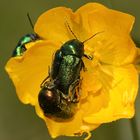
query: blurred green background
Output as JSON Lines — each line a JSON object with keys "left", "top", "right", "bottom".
{"left": 0, "top": 0, "right": 140, "bottom": 140}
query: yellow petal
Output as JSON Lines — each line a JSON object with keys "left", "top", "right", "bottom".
{"left": 83, "top": 32, "right": 137, "bottom": 66}
{"left": 35, "top": 102, "right": 99, "bottom": 138}
{"left": 80, "top": 57, "right": 102, "bottom": 99}
{"left": 75, "top": 3, "right": 107, "bottom": 34}
{"left": 83, "top": 64, "right": 138, "bottom": 124}
{"left": 75, "top": 3, "right": 136, "bottom": 66}
{"left": 5, "top": 40, "right": 60, "bottom": 105}
{"left": 79, "top": 62, "right": 113, "bottom": 117}
{"left": 76, "top": 3, "right": 135, "bottom": 35}
{"left": 35, "top": 7, "right": 75, "bottom": 43}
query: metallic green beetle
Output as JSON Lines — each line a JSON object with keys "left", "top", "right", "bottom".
{"left": 12, "top": 34, "right": 39, "bottom": 57}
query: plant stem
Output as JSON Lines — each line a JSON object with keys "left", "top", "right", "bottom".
{"left": 130, "top": 117, "right": 139, "bottom": 140}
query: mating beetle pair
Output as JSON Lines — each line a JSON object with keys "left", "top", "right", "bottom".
{"left": 38, "top": 38, "right": 92, "bottom": 120}
{"left": 38, "top": 25, "right": 102, "bottom": 120}
{"left": 13, "top": 18, "right": 101, "bottom": 120}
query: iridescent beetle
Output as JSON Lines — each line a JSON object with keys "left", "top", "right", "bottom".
{"left": 38, "top": 22, "right": 103, "bottom": 121}
{"left": 12, "top": 34, "right": 39, "bottom": 57}
{"left": 12, "top": 13, "right": 40, "bottom": 57}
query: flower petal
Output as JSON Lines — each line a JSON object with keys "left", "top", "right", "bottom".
{"left": 76, "top": 3, "right": 135, "bottom": 35}
{"left": 35, "top": 102, "right": 99, "bottom": 138}
{"left": 5, "top": 40, "right": 60, "bottom": 105}
{"left": 75, "top": 3, "right": 107, "bottom": 34}
{"left": 83, "top": 64, "right": 138, "bottom": 124}
{"left": 75, "top": 3, "right": 136, "bottom": 66}
{"left": 80, "top": 57, "right": 102, "bottom": 99}
{"left": 84, "top": 33, "right": 137, "bottom": 66}
{"left": 35, "top": 7, "right": 76, "bottom": 43}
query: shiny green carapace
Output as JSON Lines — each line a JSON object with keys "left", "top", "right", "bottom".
{"left": 12, "top": 34, "right": 39, "bottom": 57}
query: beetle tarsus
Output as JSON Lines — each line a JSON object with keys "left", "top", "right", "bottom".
{"left": 84, "top": 54, "right": 93, "bottom": 60}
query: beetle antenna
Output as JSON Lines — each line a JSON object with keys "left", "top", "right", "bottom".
{"left": 27, "top": 13, "right": 34, "bottom": 30}
{"left": 65, "top": 20, "right": 78, "bottom": 39}
{"left": 82, "top": 31, "right": 104, "bottom": 44}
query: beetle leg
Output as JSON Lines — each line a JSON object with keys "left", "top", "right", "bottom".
{"left": 40, "top": 66, "right": 51, "bottom": 88}
{"left": 84, "top": 54, "right": 93, "bottom": 60}
{"left": 71, "top": 86, "right": 80, "bottom": 103}
{"left": 68, "top": 79, "right": 79, "bottom": 101}
{"left": 72, "top": 78, "right": 82, "bottom": 103}
{"left": 81, "top": 60, "right": 87, "bottom": 71}
{"left": 68, "top": 78, "right": 81, "bottom": 103}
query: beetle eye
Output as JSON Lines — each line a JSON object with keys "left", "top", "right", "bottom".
{"left": 38, "top": 87, "right": 61, "bottom": 115}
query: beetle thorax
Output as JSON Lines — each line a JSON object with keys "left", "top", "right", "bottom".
{"left": 61, "top": 39, "right": 84, "bottom": 58}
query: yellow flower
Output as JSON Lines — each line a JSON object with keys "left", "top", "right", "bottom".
{"left": 5, "top": 3, "right": 139, "bottom": 139}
